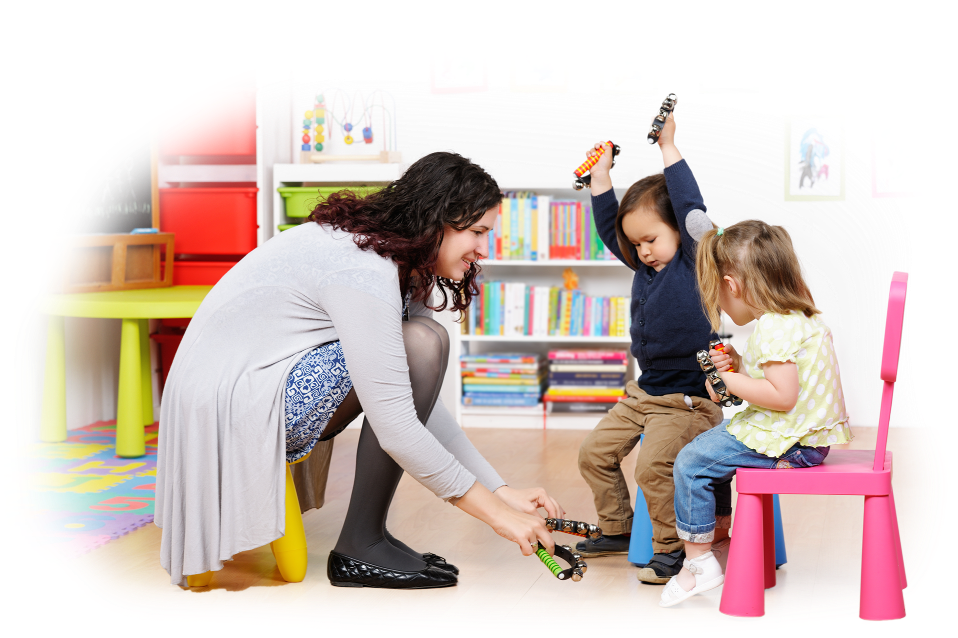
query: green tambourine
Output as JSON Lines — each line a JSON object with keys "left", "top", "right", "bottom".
{"left": 535, "top": 542, "right": 587, "bottom": 582}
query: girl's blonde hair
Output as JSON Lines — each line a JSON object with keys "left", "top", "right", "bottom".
{"left": 695, "top": 220, "right": 819, "bottom": 331}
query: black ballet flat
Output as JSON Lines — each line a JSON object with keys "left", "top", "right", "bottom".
{"left": 422, "top": 553, "right": 459, "bottom": 576}
{"left": 327, "top": 551, "right": 458, "bottom": 589}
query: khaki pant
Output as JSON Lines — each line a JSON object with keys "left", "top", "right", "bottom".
{"left": 578, "top": 380, "right": 723, "bottom": 554}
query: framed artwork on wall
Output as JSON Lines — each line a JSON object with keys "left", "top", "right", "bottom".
{"left": 509, "top": 54, "right": 569, "bottom": 93}
{"left": 872, "top": 136, "right": 914, "bottom": 197}
{"left": 431, "top": 59, "right": 487, "bottom": 94}
{"left": 785, "top": 119, "right": 844, "bottom": 201}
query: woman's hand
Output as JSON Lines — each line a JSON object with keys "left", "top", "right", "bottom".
{"left": 456, "top": 482, "right": 556, "bottom": 557}
{"left": 495, "top": 485, "right": 565, "bottom": 519}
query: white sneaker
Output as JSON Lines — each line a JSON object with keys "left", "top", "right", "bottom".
{"left": 659, "top": 551, "right": 725, "bottom": 608}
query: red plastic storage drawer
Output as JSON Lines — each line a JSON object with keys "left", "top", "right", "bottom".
{"left": 171, "top": 259, "right": 240, "bottom": 285}
{"left": 159, "top": 187, "right": 258, "bottom": 255}
{"left": 159, "top": 89, "right": 256, "bottom": 155}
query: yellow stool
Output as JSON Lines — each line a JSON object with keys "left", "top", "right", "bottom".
{"left": 187, "top": 455, "right": 309, "bottom": 587}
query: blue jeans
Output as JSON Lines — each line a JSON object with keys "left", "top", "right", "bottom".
{"left": 673, "top": 424, "right": 829, "bottom": 543}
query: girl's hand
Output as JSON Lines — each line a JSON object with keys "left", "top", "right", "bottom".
{"left": 709, "top": 344, "right": 742, "bottom": 375}
{"left": 495, "top": 485, "right": 565, "bottom": 519}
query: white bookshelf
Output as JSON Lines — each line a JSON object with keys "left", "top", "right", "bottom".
{"left": 453, "top": 202, "right": 637, "bottom": 428}
{"left": 270, "top": 163, "right": 402, "bottom": 237}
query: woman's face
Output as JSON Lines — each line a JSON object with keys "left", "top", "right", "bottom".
{"left": 435, "top": 206, "right": 498, "bottom": 281}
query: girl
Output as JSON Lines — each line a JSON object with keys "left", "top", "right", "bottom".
{"left": 157, "top": 152, "right": 564, "bottom": 589}
{"left": 660, "top": 220, "right": 851, "bottom": 607}
{"left": 575, "top": 114, "right": 726, "bottom": 585}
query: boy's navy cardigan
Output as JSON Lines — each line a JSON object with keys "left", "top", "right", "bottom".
{"left": 592, "top": 159, "right": 717, "bottom": 399}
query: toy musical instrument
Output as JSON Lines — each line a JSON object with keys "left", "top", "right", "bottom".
{"left": 572, "top": 142, "right": 620, "bottom": 191}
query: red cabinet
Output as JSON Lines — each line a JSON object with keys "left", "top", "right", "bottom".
{"left": 158, "top": 77, "right": 258, "bottom": 285}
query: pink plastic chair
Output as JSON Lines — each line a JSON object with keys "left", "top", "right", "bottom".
{"left": 719, "top": 272, "right": 907, "bottom": 620}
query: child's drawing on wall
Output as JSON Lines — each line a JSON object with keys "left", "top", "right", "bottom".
{"left": 787, "top": 120, "right": 843, "bottom": 199}
{"left": 798, "top": 128, "right": 829, "bottom": 188}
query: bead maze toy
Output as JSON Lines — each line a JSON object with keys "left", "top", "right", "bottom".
{"left": 697, "top": 339, "right": 743, "bottom": 407}
{"left": 572, "top": 141, "right": 620, "bottom": 190}
{"left": 534, "top": 518, "right": 600, "bottom": 581}
{"left": 647, "top": 93, "right": 677, "bottom": 144}
{"left": 299, "top": 89, "right": 401, "bottom": 164}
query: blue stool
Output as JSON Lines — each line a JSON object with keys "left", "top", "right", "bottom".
{"left": 627, "top": 432, "right": 788, "bottom": 568}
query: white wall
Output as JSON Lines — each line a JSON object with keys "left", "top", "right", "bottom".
{"left": 3, "top": 50, "right": 942, "bottom": 450}
{"left": 257, "top": 74, "right": 947, "bottom": 430}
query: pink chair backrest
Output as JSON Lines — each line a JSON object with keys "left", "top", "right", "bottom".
{"left": 873, "top": 272, "right": 907, "bottom": 471}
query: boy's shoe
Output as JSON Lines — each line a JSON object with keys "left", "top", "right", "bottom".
{"left": 574, "top": 533, "right": 631, "bottom": 557}
{"left": 636, "top": 548, "right": 686, "bottom": 584}
{"left": 659, "top": 551, "right": 725, "bottom": 607}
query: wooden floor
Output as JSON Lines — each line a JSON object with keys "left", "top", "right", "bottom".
{"left": 14, "top": 426, "right": 944, "bottom": 634}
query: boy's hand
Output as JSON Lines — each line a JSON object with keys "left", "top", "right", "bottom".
{"left": 587, "top": 142, "right": 615, "bottom": 177}
{"left": 656, "top": 113, "right": 683, "bottom": 167}
{"left": 656, "top": 112, "right": 676, "bottom": 147}
{"left": 586, "top": 141, "right": 614, "bottom": 195}
{"left": 705, "top": 380, "right": 720, "bottom": 403}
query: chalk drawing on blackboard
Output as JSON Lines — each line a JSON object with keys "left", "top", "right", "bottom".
{"left": 82, "top": 143, "right": 155, "bottom": 233}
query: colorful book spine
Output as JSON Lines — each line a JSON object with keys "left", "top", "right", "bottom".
{"left": 463, "top": 394, "right": 541, "bottom": 407}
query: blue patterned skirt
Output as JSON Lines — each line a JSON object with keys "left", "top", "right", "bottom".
{"left": 284, "top": 341, "right": 353, "bottom": 463}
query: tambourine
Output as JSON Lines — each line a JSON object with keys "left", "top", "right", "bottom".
{"left": 697, "top": 341, "right": 743, "bottom": 408}
{"left": 572, "top": 142, "right": 620, "bottom": 191}
{"left": 545, "top": 518, "right": 602, "bottom": 541}
{"left": 535, "top": 542, "right": 587, "bottom": 582}
{"left": 647, "top": 93, "right": 677, "bottom": 144}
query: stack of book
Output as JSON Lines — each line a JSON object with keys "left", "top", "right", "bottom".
{"left": 460, "top": 353, "right": 546, "bottom": 407}
{"left": 543, "top": 349, "right": 629, "bottom": 413}
{"left": 488, "top": 192, "right": 616, "bottom": 261}
{"left": 461, "top": 279, "right": 630, "bottom": 338}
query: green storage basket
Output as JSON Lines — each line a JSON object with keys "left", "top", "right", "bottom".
{"left": 277, "top": 186, "right": 383, "bottom": 219}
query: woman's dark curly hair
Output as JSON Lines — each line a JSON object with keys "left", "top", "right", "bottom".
{"left": 308, "top": 151, "right": 501, "bottom": 314}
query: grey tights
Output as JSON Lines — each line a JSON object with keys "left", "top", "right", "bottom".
{"left": 327, "top": 316, "right": 449, "bottom": 571}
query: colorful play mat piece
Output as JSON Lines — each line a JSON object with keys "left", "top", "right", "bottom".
{"left": 27, "top": 421, "right": 158, "bottom": 557}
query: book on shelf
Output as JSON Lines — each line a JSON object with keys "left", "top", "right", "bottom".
{"left": 544, "top": 347, "right": 628, "bottom": 404}
{"left": 548, "top": 349, "right": 629, "bottom": 361}
{"left": 544, "top": 387, "right": 625, "bottom": 397}
{"left": 460, "top": 279, "right": 630, "bottom": 337}
{"left": 487, "top": 193, "right": 616, "bottom": 261}
{"left": 547, "top": 401, "right": 616, "bottom": 414}
{"left": 461, "top": 354, "right": 540, "bottom": 364}
{"left": 463, "top": 394, "right": 542, "bottom": 407}
{"left": 549, "top": 372, "right": 627, "bottom": 386}
{"left": 542, "top": 394, "right": 624, "bottom": 403}
{"left": 461, "top": 352, "right": 546, "bottom": 406}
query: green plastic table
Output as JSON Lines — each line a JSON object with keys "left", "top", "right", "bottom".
{"left": 40, "top": 286, "right": 213, "bottom": 457}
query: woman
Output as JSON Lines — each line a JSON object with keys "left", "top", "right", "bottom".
{"left": 156, "top": 152, "right": 563, "bottom": 588}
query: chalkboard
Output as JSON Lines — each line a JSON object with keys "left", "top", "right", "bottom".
{"left": 79, "top": 140, "right": 157, "bottom": 234}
